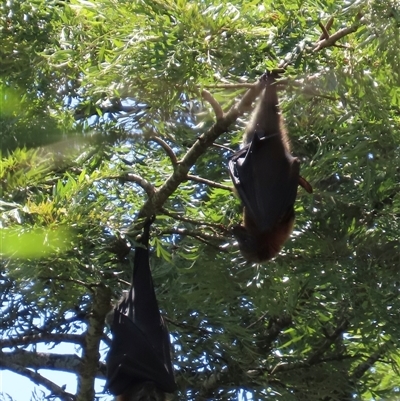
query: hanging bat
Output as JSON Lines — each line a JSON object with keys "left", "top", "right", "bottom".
{"left": 106, "top": 218, "right": 177, "bottom": 401}
{"left": 229, "top": 71, "right": 312, "bottom": 263}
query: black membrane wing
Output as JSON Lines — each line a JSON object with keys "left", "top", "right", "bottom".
{"left": 106, "top": 312, "right": 176, "bottom": 394}
{"left": 229, "top": 134, "right": 300, "bottom": 232}
{"left": 106, "top": 220, "right": 176, "bottom": 395}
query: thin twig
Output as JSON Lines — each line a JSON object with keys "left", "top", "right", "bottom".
{"left": 187, "top": 174, "right": 233, "bottom": 191}
{"left": 164, "top": 316, "right": 214, "bottom": 336}
{"left": 201, "top": 83, "right": 255, "bottom": 89}
{"left": 318, "top": 21, "right": 331, "bottom": 40}
{"left": 161, "top": 227, "right": 226, "bottom": 244}
{"left": 123, "top": 173, "right": 156, "bottom": 197}
{"left": 325, "top": 17, "right": 334, "bottom": 34}
{"left": 161, "top": 228, "right": 229, "bottom": 251}
{"left": 333, "top": 43, "right": 350, "bottom": 49}
{"left": 211, "top": 142, "right": 235, "bottom": 153}
{"left": 149, "top": 136, "right": 178, "bottom": 166}
{"left": 37, "top": 276, "right": 97, "bottom": 292}
{"left": 117, "top": 278, "right": 131, "bottom": 287}
{"left": 280, "top": 78, "right": 338, "bottom": 101}
{"left": 246, "top": 311, "right": 269, "bottom": 329}
{"left": 202, "top": 89, "right": 224, "bottom": 120}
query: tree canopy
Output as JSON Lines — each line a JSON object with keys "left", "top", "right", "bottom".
{"left": 1, "top": 0, "right": 400, "bottom": 400}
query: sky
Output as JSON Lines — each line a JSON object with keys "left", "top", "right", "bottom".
{"left": 0, "top": 342, "right": 112, "bottom": 401}
{"left": 0, "top": 370, "right": 112, "bottom": 401}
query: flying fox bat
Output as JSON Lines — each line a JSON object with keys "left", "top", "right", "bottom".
{"left": 229, "top": 71, "right": 312, "bottom": 263}
{"left": 106, "top": 219, "right": 176, "bottom": 401}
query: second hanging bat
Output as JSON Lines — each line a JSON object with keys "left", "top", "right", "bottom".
{"left": 229, "top": 71, "right": 312, "bottom": 263}
{"left": 106, "top": 218, "right": 176, "bottom": 401}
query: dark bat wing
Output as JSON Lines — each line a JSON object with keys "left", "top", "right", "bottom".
{"left": 106, "top": 220, "right": 176, "bottom": 395}
{"left": 229, "top": 134, "right": 300, "bottom": 232}
{"left": 106, "top": 311, "right": 176, "bottom": 394}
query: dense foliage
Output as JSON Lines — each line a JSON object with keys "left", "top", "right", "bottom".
{"left": 1, "top": 0, "right": 400, "bottom": 400}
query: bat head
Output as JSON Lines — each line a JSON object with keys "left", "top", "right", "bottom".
{"left": 232, "top": 209, "right": 295, "bottom": 263}
{"left": 231, "top": 224, "right": 276, "bottom": 262}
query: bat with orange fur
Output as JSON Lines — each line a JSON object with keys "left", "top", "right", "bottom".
{"left": 229, "top": 71, "right": 312, "bottom": 262}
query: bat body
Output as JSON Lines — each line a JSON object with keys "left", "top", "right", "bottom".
{"left": 229, "top": 72, "right": 312, "bottom": 262}
{"left": 115, "top": 382, "right": 165, "bottom": 401}
{"left": 106, "top": 220, "right": 176, "bottom": 400}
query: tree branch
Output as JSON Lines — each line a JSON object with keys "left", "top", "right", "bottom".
{"left": 137, "top": 77, "right": 266, "bottom": 220}
{"left": 0, "top": 354, "right": 76, "bottom": 401}
{"left": 76, "top": 285, "right": 112, "bottom": 401}
{"left": 0, "top": 333, "right": 85, "bottom": 348}
{"left": 261, "top": 315, "right": 293, "bottom": 354}
{"left": 351, "top": 346, "right": 385, "bottom": 381}
{"left": 314, "top": 24, "right": 359, "bottom": 52}
{"left": 270, "top": 354, "right": 355, "bottom": 374}
{"left": 307, "top": 319, "right": 349, "bottom": 365}
{"left": 0, "top": 349, "right": 83, "bottom": 372}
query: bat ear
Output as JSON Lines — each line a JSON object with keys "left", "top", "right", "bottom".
{"left": 299, "top": 176, "right": 313, "bottom": 194}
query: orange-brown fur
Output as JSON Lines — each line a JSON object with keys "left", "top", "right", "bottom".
{"left": 233, "top": 72, "right": 303, "bottom": 262}
{"left": 242, "top": 79, "right": 290, "bottom": 150}
{"left": 233, "top": 206, "right": 295, "bottom": 263}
